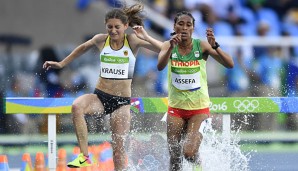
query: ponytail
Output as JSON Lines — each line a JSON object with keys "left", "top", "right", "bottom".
{"left": 105, "top": 3, "right": 144, "bottom": 27}
{"left": 123, "top": 3, "right": 144, "bottom": 27}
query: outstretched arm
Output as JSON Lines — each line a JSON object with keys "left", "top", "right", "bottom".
{"left": 203, "top": 28, "right": 234, "bottom": 68}
{"left": 157, "top": 33, "right": 181, "bottom": 71}
{"left": 132, "top": 26, "right": 163, "bottom": 53}
{"left": 43, "top": 34, "right": 103, "bottom": 70}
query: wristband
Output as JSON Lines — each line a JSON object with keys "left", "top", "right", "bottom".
{"left": 212, "top": 42, "right": 220, "bottom": 50}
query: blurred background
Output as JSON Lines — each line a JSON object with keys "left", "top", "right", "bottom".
{"left": 1, "top": 0, "right": 298, "bottom": 170}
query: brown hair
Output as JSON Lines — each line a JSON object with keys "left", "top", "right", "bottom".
{"left": 105, "top": 3, "right": 144, "bottom": 27}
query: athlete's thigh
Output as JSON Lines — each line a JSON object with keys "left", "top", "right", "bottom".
{"left": 110, "top": 105, "right": 131, "bottom": 135}
{"left": 72, "top": 94, "right": 104, "bottom": 115}
{"left": 185, "top": 114, "right": 208, "bottom": 144}
{"left": 167, "top": 114, "right": 186, "bottom": 144}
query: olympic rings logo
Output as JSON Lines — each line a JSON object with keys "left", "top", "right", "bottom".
{"left": 117, "top": 59, "right": 128, "bottom": 63}
{"left": 188, "top": 68, "right": 199, "bottom": 73}
{"left": 233, "top": 100, "right": 259, "bottom": 112}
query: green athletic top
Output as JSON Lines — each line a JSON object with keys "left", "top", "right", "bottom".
{"left": 168, "top": 38, "right": 210, "bottom": 110}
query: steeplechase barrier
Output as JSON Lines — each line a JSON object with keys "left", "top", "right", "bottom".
{"left": 4, "top": 97, "right": 298, "bottom": 170}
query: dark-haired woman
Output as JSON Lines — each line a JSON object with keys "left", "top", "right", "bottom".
{"left": 157, "top": 11, "right": 234, "bottom": 171}
{"left": 43, "top": 3, "right": 162, "bottom": 170}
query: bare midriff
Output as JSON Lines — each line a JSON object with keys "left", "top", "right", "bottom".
{"left": 95, "top": 77, "right": 132, "bottom": 97}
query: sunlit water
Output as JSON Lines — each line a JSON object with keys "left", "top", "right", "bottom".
{"left": 126, "top": 124, "right": 251, "bottom": 171}
{"left": 199, "top": 129, "right": 251, "bottom": 171}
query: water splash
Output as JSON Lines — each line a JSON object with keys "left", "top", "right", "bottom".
{"left": 199, "top": 129, "right": 251, "bottom": 171}
{"left": 126, "top": 123, "right": 251, "bottom": 171}
{"left": 126, "top": 133, "right": 169, "bottom": 171}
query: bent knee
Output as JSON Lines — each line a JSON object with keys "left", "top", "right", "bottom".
{"left": 71, "top": 102, "right": 84, "bottom": 116}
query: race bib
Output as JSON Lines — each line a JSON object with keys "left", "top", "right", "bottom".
{"left": 100, "top": 55, "right": 129, "bottom": 79}
{"left": 171, "top": 69, "right": 201, "bottom": 90}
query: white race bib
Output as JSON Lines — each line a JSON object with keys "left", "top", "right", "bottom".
{"left": 100, "top": 55, "right": 129, "bottom": 79}
{"left": 172, "top": 72, "right": 201, "bottom": 90}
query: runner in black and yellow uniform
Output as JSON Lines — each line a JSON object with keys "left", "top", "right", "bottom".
{"left": 158, "top": 11, "right": 234, "bottom": 171}
{"left": 43, "top": 3, "right": 162, "bottom": 170}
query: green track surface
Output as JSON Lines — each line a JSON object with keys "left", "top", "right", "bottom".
{"left": 241, "top": 143, "right": 298, "bottom": 153}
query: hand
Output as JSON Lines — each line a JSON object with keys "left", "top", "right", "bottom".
{"left": 42, "top": 61, "right": 63, "bottom": 70}
{"left": 133, "top": 25, "right": 148, "bottom": 41}
{"left": 169, "top": 33, "right": 181, "bottom": 48}
{"left": 206, "top": 28, "right": 216, "bottom": 47}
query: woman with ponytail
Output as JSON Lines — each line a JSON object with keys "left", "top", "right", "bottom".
{"left": 43, "top": 3, "right": 162, "bottom": 170}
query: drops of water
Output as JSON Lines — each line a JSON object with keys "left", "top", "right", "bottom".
{"left": 126, "top": 124, "right": 251, "bottom": 171}
{"left": 126, "top": 133, "right": 169, "bottom": 171}
{"left": 199, "top": 129, "right": 251, "bottom": 171}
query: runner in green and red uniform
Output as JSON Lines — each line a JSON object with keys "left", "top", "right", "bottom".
{"left": 157, "top": 11, "right": 234, "bottom": 171}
